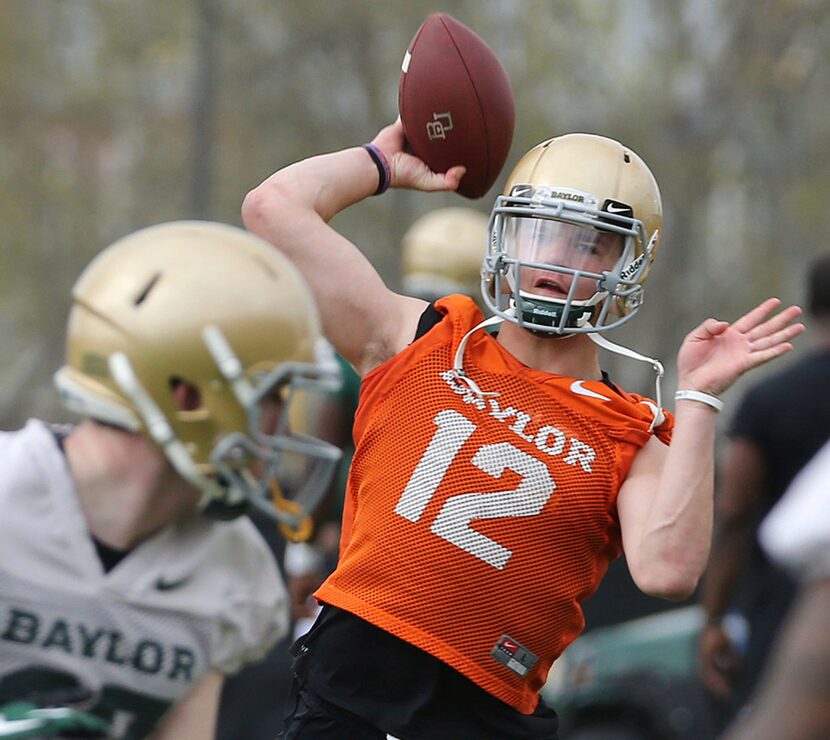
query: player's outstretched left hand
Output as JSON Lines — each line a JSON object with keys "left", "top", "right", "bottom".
{"left": 676, "top": 298, "right": 804, "bottom": 396}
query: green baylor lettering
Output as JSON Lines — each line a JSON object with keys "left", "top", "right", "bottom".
{"left": 1, "top": 607, "right": 196, "bottom": 681}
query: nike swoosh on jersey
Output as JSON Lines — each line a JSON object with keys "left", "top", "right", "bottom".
{"left": 569, "top": 380, "right": 611, "bottom": 401}
{"left": 155, "top": 575, "right": 190, "bottom": 591}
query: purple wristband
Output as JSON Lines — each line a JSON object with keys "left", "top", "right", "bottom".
{"left": 362, "top": 143, "right": 391, "bottom": 195}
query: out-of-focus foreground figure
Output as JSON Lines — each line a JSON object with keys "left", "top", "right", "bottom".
{"left": 0, "top": 221, "right": 340, "bottom": 739}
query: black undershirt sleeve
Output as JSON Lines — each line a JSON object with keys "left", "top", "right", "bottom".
{"left": 413, "top": 303, "right": 444, "bottom": 342}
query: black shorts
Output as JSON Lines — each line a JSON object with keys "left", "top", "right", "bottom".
{"left": 282, "top": 605, "right": 559, "bottom": 740}
{"left": 278, "top": 674, "right": 388, "bottom": 740}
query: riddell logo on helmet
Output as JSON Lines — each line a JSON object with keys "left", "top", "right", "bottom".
{"left": 619, "top": 232, "right": 658, "bottom": 280}
{"left": 620, "top": 253, "right": 645, "bottom": 280}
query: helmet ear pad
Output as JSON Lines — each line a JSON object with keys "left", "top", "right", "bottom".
{"left": 170, "top": 378, "right": 202, "bottom": 413}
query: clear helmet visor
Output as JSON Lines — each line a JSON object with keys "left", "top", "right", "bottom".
{"left": 505, "top": 217, "right": 624, "bottom": 300}
{"left": 498, "top": 216, "right": 626, "bottom": 330}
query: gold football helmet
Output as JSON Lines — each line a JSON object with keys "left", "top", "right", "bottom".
{"left": 482, "top": 133, "right": 662, "bottom": 333}
{"left": 401, "top": 207, "right": 489, "bottom": 301}
{"left": 54, "top": 221, "right": 341, "bottom": 531}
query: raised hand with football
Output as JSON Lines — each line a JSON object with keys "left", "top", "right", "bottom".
{"left": 398, "top": 12, "right": 515, "bottom": 199}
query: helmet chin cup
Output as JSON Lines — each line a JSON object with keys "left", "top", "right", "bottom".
{"left": 514, "top": 294, "right": 594, "bottom": 332}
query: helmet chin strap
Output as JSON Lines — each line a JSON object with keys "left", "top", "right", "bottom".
{"left": 587, "top": 330, "right": 666, "bottom": 430}
{"left": 450, "top": 314, "right": 506, "bottom": 399}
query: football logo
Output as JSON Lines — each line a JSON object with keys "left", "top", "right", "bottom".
{"left": 426, "top": 112, "right": 454, "bottom": 140}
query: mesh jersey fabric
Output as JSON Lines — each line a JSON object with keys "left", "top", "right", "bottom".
{"left": 315, "top": 294, "right": 673, "bottom": 714}
{"left": 0, "top": 419, "right": 288, "bottom": 738}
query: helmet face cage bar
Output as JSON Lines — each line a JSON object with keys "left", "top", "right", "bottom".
{"left": 209, "top": 351, "right": 342, "bottom": 524}
{"left": 482, "top": 191, "right": 654, "bottom": 334}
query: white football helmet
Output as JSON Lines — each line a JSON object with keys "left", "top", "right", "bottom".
{"left": 482, "top": 133, "right": 662, "bottom": 334}
{"left": 54, "top": 221, "right": 342, "bottom": 533}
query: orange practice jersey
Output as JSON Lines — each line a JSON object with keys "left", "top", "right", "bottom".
{"left": 315, "top": 295, "right": 673, "bottom": 714}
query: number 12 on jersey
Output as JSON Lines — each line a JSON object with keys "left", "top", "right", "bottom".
{"left": 394, "top": 409, "right": 555, "bottom": 570}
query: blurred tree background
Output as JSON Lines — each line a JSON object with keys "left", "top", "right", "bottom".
{"left": 1, "top": 0, "right": 828, "bottom": 427}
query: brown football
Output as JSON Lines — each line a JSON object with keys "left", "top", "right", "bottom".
{"left": 398, "top": 13, "right": 515, "bottom": 199}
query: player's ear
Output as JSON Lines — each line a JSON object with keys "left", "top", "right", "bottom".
{"left": 170, "top": 377, "right": 202, "bottom": 412}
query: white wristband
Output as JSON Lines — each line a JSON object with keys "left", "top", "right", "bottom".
{"left": 674, "top": 389, "right": 723, "bottom": 412}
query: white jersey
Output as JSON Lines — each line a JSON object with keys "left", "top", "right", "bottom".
{"left": 760, "top": 438, "right": 830, "bottom": 583}
{"left": 0, "top": 420, "right": 288, "bottom": 739}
